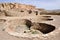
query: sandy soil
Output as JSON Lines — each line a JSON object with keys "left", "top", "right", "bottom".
{"left": 0, "top": 15, "right": 60, "bottom": 40}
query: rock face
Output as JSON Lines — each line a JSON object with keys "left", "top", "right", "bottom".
{"left": 0, "top": 3, "right": 60, "bottom": 40}
{"left": 0, "top": 3, "right": 35, "bottom": 9}
{"left": 0, "top": 3, "right": 45, "bottom": 17}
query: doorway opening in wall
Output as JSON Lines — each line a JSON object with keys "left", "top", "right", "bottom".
{"left": 20, "top": 10, "right": 24, "bottom": 12}
{"left": 35, "top": 11, "right": 38, "bottom": 15}
{"left": 28, "top": 10, "right": 32, "bottom": 14}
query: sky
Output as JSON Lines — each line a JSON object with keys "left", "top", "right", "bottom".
{"left": 0, "top": 0, "right": 60, "bottom": 10}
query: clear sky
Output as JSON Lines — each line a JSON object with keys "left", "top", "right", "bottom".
{"left": 0, "top": 0, "right": 60, "bottom": 10}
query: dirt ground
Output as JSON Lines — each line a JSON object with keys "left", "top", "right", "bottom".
{"left": 0, "top": 15, "right": 60, "bottom": 40}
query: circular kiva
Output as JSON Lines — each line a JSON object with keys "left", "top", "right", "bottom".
{"left": 4, "top": 19, "right": 32, "bottom": 36}
{"left": 30, "top": 23, "right": 55, "bottom": 34}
